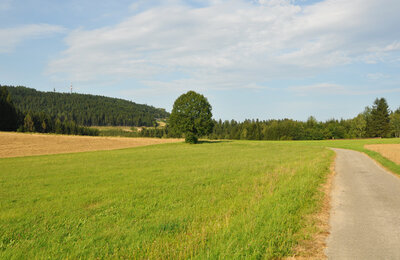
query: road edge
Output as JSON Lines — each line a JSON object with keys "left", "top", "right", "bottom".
{"left": 287, "top": 149, "right": 336, "bottom": 259}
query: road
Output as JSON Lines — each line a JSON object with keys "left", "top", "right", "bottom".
{"left": 326, "top": 148, "right": 400, "bottom": 259}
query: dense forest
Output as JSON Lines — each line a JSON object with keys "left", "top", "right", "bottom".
{"left": 4, "top": 85, "right": 169, "bottom": 127}
{"left": 0, "top": 87, "right": 99, "bottom": 136}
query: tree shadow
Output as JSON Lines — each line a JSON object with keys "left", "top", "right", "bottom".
{"left": 196, "top": 140, "right": 231, "bottom": 144}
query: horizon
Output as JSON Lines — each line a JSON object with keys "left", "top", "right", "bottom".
{"left": 1, "top": 0, "right": 400, "bottom": 121}
{"left": 4, "top": 84, "right": 392, "bottom": 123}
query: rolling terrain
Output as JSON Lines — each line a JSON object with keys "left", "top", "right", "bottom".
{"left": 4, "top": 86, "right": 169, "bottom": 127}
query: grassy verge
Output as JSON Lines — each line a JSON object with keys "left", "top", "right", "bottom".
{"left": 0, "top": 141, "right": 333, "bottom": 259}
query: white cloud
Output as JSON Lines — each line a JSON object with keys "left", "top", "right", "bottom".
{"left": 289, "top": 82, "right": 400, "bottom": 96}
{"left": 288, "top": 83, "right": 346, "bottom": 95}
{"left": 367, "top": 73, "right": 388, "bottom": 80}
{"left": 47, "top": 0, "right": 400, "bottom": 91}
{"left": 0, "top": 24, "right": 65, "bottom": 53}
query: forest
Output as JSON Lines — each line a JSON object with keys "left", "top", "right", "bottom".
{"left": 0, "top": 87, "right": 99, "bottom": 136}
{"left": 5, "top": 85, "right": 169, "bottom": 127}
{"left": 209, "top": 97, "right": 400, "bottom": 140}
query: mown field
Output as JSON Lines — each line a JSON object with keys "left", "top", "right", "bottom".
{"left": 1, "top": 141, "right": 333, "bottom": 259}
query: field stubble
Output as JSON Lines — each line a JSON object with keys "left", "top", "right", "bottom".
{"left": 364, "top": 144, "right": 400, "bottom": 164}
{"left": 0, "top": 132, "right": 181, "bottom": 158}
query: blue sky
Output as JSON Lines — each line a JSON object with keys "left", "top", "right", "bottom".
{"left": 1, "top": 0, "right": 400, "bottom": 121}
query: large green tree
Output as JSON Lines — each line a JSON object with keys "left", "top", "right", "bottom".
{"left": 366, "top": 98, "right": 391, "bottom": 138}
{"left": 169, "top": 91, "right": 213, "bottom": 143}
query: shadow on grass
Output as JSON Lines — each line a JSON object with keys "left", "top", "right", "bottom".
{"left": 196, "top": 140, "right": 232, "bottom": 144}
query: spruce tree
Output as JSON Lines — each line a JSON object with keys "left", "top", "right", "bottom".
{"left": 367, "top": 98, "right": 390, "bottom": 138}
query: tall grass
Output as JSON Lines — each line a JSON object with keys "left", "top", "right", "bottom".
{"left": 0, "top": 141, "right": 333, "bottom": 259}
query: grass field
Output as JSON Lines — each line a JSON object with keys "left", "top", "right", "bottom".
{"left": 1, "top": 138, "right": 399, "bottom": 259}
{"left": 1, "top": 141, "right": 333, "bottom": 259}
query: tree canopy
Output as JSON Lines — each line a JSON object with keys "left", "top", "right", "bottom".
{"left": 0, "top": 86, "right": 98, "bottom": 136}
{"left": 169, "top": 91, "right": 213, "bottom": 143}
{"left": 5, "top": 85, "right": 169, "bottom": 127}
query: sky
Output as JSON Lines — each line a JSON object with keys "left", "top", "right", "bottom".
{"left": 1, "top": 0, "right": 400, "bottom": 121}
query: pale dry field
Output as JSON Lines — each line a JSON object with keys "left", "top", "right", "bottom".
{"left": 365, "top": 144, "right": 400, "bottom": 164}
{"left": 0, "top": 132, "right": 181, "bottom": 158}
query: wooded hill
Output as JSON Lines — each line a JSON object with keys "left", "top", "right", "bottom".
{"left": 4, "top": 86, "right": 169, "bottom": 127}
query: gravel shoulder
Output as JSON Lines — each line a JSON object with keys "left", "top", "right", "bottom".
{"left": 0, "top": 132, "right": 181, "bottom": 158}
{"left": 326, "top": 148, "right": 400, "bottom": 259}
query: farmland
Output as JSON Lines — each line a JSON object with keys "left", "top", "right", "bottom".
{"left": 365, "top": 144, "right": 400, "bottom": 165}
{"left": 1, "top": 137, "right": 400, "bottom": 258}
{"left": 0, "top": 132, "right": 181, "bottom": 158}
{"left": 1, "top": 140, "right": 333, "bottom": 258}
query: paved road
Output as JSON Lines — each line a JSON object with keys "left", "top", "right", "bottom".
{"left": 326, "top": 148, "right": 400, "bottom": 259}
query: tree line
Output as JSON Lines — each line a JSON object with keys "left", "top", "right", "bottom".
{"left": 0, "top": 87, "right": 99, "bottom": 136}
{"left": 132, "top": 97, "right": 400, "bottom": 141}
{"left": 209, "top": 98, "right": 400, "bottom": 140}
{"left": 5, "top": 85, "right": 169, "bottom": 127}
{"left": 2, "top": 86, "right": 399, "bottom": 141}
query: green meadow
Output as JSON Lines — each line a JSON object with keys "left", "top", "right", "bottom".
{"left": 1, "top": 139, "right": 399, "bottom": 259}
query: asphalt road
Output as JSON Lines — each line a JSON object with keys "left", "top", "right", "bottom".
{"left": 326, "top": 148, "right": 400, "bottom": 259}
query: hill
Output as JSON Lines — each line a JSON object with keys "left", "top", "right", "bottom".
{"left": 4, "top": 86, "right": 169, "bottom": 127}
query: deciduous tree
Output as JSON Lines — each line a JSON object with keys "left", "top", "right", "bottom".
{"left": 169, "top": 91, "right": 213, "bottom": 144}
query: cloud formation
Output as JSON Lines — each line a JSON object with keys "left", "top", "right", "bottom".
{"left": 0, "top": 24, "right": 65, "bottom": 53}
{"left": 288, "top": 82, "right": 400, "bottom": 96}
{"left": 47, "top": 0, "right": 400, "bottom": 92}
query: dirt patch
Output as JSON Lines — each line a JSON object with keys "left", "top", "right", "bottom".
{"left": 0, "top": 132, "right": 182, "bottom": 158}
{"left": 365, "top": 144, "right": 400, "bottom": 164}
{"left": 287, "top": 153, "right": 336, "bottom": 259}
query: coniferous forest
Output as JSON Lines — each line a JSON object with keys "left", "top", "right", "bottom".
{"left": 0, "top": 86, "right": 98, "bottom": 136}
{"left": 5, "top": 85, "right": 169, "bottom": 127}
